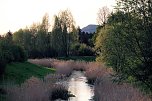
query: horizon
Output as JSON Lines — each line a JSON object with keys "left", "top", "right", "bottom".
{"left": 0, "top": 0, "right": 116, "bottom": 35}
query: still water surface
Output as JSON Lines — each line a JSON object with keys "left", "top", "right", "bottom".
{"left": 68, "top": 71, "right": 94, "bottom": 101}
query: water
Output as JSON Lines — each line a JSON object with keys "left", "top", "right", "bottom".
{"left": 68, "top": 71, "right": 94, "bottom": 101}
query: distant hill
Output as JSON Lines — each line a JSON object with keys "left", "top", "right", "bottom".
{"left": 81, "top": 24, "right": 98, "bottom": 33}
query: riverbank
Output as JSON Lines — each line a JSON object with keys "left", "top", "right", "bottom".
{"left": 29, "top": 59, "right": 152, "bottom": 101}
{"left": 0, "top": 62, "right": 55, "bottom": 101}
{"left": 1, "top": 59, "right": 151, "bottom": 101}
{"left": 0, "top": 62, "right": 55, "bottom": 84}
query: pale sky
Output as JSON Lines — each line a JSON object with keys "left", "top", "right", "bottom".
{"left": 0, "top": 0, "right": 116, "bottom": 35}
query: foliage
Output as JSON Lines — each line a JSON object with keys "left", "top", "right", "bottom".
{"left": 11, "top": 45, "right": 27, "bottom": 62}
{"left": 51, "top": 10, "right": 78, "bottom": 57}
{"left": 0, "top": 48, "right": 6, "bottom": 77}
{"left": 12, "top": 11, "right": 95, "bottom": 58}
{"left": 0, "top": 32, "right": 27, "bottom": 77}
{"left": 95, "top": 0, "right": 152, "bottom": 93}
{"left": 78, "top": 44, "right": 94, "bottom": 56}
{"left": 13, "top": 11, "right": 80, "bottom": 58}
{"left": 70, "top": 43, "right": 94, "bottom": 56}
{"left": 78, "top": 28, "right": 94, "bottom": 47}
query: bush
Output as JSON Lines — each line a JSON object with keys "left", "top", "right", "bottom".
{"left": 0, "top": 37, "right": 27, "bottom": 77}
{"left": 50, "top": 85, "right": 70, "bottom": 100}
{"left": 0, "top": 49, "right": 6, "bottom": 76}
{"left": 0, "top": 39, "right": 14, "bottom": 63}
{"left": 0, "top": 38, "right": 27, "bottom": 62}
{"left": 70, "top": 43, "right": 80, "bottom": 56}
{"left": 79, "top": 44, "right": 94, "bottom": 56}
{"left": 70, "top": 43, "right": 94, "bottom": 56}
{"left": 11, "top": 45, "right": 27, "bottom": 62}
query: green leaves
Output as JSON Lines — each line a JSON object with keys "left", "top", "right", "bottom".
{"left": 95, "top": 0, "right": 152, "bottom": 93}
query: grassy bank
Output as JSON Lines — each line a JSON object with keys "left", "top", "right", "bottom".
{"left": 0, "top": 62, "right": 55, "bottom": 84}
{"left": 56, "top": 56, "right": 96, "bottom": 62}
{"left": 0, "top": 62, "right": 55, "bottom": 101}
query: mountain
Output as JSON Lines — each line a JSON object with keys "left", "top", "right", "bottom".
{"left": 81, "top": 24, "right": 98, "bottom": 33}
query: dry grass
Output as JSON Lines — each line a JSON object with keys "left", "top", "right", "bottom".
{"left": 28, "top": 59, "right": 152, "bottom": 101}
{"left": 6, "top": 76, "right": 50, "bottom": 101}
{"left": 6, "top": 74, "right": 68, "bottom": 101}
{"left": 28, "top": 59, "right": 73, "bottom": 76}
{"left": 28, "top": 59, "right": 88, "bottom": 76}
{"left": 30, "top": 59, "right": 111, "bottom": 78}
{"left": 85, "top": 62, "right": 112, "bottom": 84}
{"left": 51, "top": 60, "right": 74, "bottom": 76}
{"left": 28, "top": 59, "right": 56, "bottom": 67}
{"left": 94, "top": 76, "right": 152, "bottom": 101}
{"left": 83, "top": 62, "right": 151, "bottom": 101}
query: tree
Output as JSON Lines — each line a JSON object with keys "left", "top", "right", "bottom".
{"left": 13, "top": 14, "right": 51, "bottom": 58}
{"left": 51, "top": 15, "right": 63, "bottom": 56}
{"left": 36, "top": 14, "right": 50, "bottom": 57}
{"left": 0, "top": 31, "right": 27, "bottom": 77}
{"left": 97, "top": 6, "right": 110, "bottom": 26}
{"left": 13, "top": 28, "right": 34, "bottom": 58}
{"left": 40, "top": 13, "right": 50, "bottom": 34}
{"left": 58, "top": 9, "right": 75, "bottom": 32}
{"left": 51, "top": 10, "right": 77, "bottom": 57}
{"left": 12, "top": 11, "right": 79, "bottom": 58}
{"left": 95, "top": 0, "right": 152, "bottom": 92}
{"left": 59, "top": 9, "right": 76, "bottom": 56}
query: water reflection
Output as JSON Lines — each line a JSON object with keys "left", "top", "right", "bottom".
{"left": 68, "top": 71, "right": 94, "bottom": 101}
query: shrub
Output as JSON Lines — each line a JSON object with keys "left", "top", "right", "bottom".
{"left": 0, "top": 39, "right": 14, "bottom": 63}
{"left": 11, "top": 45, "right": 27, "bottom": 62}
{"left": 0, "top": 37, "right": 27, "bottom": 63}
{"left": 70, "top": 43, "right": 94, "bottom": 56}
{"left": 50, "top": 85, "right": 69, "bottom": 100}
{"left": 78, "top": 44, "right": 93, "bottom": 56}
{"left": 18, "top": 46, "right": 27, "bottom": 62}
{"left": 0, "top": 49, "right": 6, "bottom": 76}
{"left": 70, "top": 43, "right": 80, "bottom": 56}
{"left": 0, "top": 37, "right": 27, "bottom": 77}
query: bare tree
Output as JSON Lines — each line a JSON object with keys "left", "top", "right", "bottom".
{"left": 58, "top": 9, "right": 75, "bottom": 33}
{"left": 58, "top": 9, "right": 76, "bottom": 56}
{"left": 41, "top": 13, "right": 50, "bottom": 33}
{"left": 97, "top": 6, "right": 110, "bottom": 26}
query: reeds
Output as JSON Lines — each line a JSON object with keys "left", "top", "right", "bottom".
{"left": 6, "top": 74, "right": 69, "bottom": 101}
{"left": 28, "top": 59, "right": 56, "bottom": 67}
{"left": 28, "top": 59, "right": 151, "bottom": 101}
{"left": 85, "top": 62, "right": 112, "bottom": 84}
{"left": 28, "top": 59, "right": 88, "bottom": 76}
{"left": 94, "top": 76, "right": 152, "bottom": 101}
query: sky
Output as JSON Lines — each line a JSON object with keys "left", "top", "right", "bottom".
{"left": 0, "top": 0, "right": 116, "bottom": 35}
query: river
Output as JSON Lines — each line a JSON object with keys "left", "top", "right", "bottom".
{"left": 68, "top": 71, "right": 94, "bottom": 101}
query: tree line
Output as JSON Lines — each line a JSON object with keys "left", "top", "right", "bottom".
{"left": 0, "top": 9, "right": 95, "bottom": 76}
{"left": 95, "top": 0, "right": 152, "bottom": 93}
{"left": 13, "top": 10, "right": 94, "bottom": 58}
